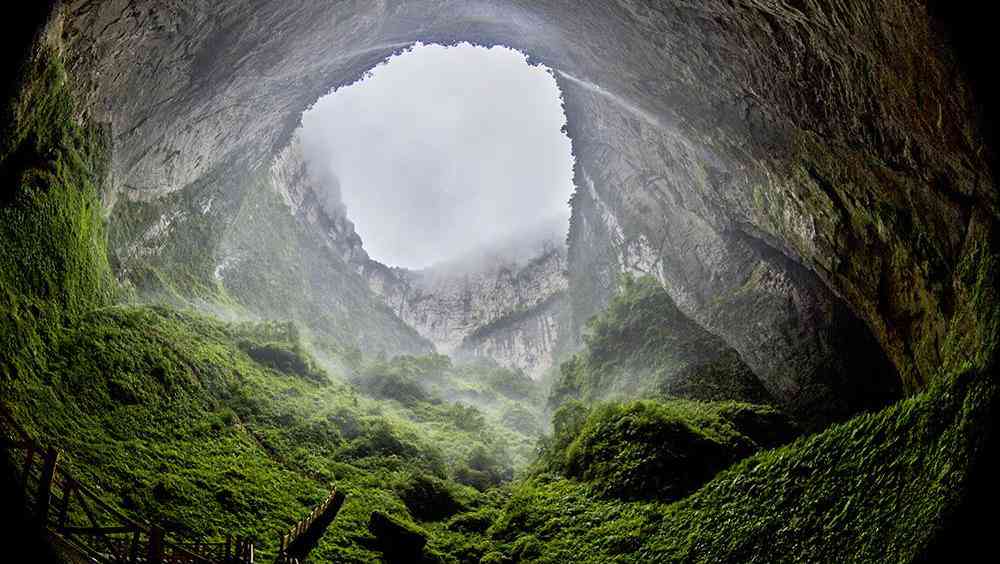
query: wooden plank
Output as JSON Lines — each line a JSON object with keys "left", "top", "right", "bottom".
{"left": 130, "top": 528, "right": 142, "bottom": 564}
{"left": 148, "top": 526, "right": 165, "bottom": 564}
{"left": 36, "top": 447, "right": 59, "bottom": 527}
{"left": 74, "top": 479, "right": 146, "bottom": 529}
{"left": 58, "top": 477, "right": 73, "bottom": 530}
{"left": 74, "top": 485, "right": 101, "bottom": 528}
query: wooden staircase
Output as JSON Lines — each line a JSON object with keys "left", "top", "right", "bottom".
{"left": 1, "top": 404, "right": 341, "bottom": 564}
{"left": 275, "top": 487, "right": 346, "bottom": 564}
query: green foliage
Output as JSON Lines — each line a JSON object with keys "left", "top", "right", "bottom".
{"left": 393, "top": 472, "right": 465, "bottom": 521}
{"left": 484, "top": 368, "right": 996, "bottom": 562}
{"left": 446, "top": 507, "right": 498, "bottom": 534}
{"left": 0, "top": 44, "right": 115, "bottom": 380}
{"left": 537, "top": 399, "right": 797, "bottom": 500}
{"left": 355, "top": 360, "right": 432, "bottom": 406}
{"left": 548, "top": 275, "right": 772, "bottom": 410}
{"left": 367, "top": 510, "right": 431, "bottom": 562}
{"left": 1, "top": 304, "right": 542, "bottom": 561}
{"left": 535, "top": 400, "right": 591, "bottom": 475}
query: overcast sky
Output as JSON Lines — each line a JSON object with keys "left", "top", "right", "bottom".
{"left": 299, "top": 43, "right": 575, "bottom": 269}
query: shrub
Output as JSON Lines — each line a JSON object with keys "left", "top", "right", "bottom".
{"left": 535, "top": 400, "right": 590, "bottom": 474}
{"left": 239, "top": 340, "right": 325, "bottom": 383}
{"left": 367, "top": 511, "right": 428, "bottom": 561}
{"left": 356, "top": 369, "right": 428, "bottom": 406}
{"left": 501, "top": 406, "right": 542, "bottom": 436}
{"left": 445, "top": 403, "right": 486, "bottom": 432}
{"left": 394, "top": 473, "right": 464, "bottom": 521}
{"left": 546, "top": 399, "right": 798, "bottom": 501}
{"left": 446, "top": 508, "right": 498, "bottom": 534}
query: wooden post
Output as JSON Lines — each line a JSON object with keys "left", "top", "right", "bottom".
{"left": 147, "top": 526, "right": 165, "bottom": 564}
{"left": 57, "top": 477, "right": 72, "bottom": 530}
{"left": 129, "top": 527, "right": 141, "bottom": 564}
{"left": 21, "top": 445, "right": 35, "bottom": 497}
{"left": 36, "top": 447, "right": 59, "bottom": 528}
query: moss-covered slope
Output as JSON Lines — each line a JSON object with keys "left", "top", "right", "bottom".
{"left": 5, "top": 303, "right": 545, "bottom": 562}
{"left": 487, "top": 367, "right": 996, "bottom": 563}
{"left": 549, "top": 275, "right": 774, "bottom": 410}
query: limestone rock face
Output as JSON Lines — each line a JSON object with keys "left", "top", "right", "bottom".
{"left": 61, "top": 1, "right": 997, "bottom": 420}
{"left": 366, "top": 246, "right": 569, "bottom": 380}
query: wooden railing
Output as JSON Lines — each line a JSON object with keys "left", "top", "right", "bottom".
{"left": 1, "top": 404, "right": 254, "bottom": 564}
{"left": 275, "top": 487, "right": 346, "bottom": 564}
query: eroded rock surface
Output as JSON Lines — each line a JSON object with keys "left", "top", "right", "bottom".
{"left": 366, "top": 244, "right": 569, "bottom": 379}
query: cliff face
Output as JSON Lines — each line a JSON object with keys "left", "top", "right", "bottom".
{"left": 60, "top": 0, "right": 997, "bottom": 421}
{"left": 263, "top": 134, "right": 569, "bottom": 375}
{"left": 366, "top": 246, "right": 569, "bottom": 379}
{"left": 213, "top": 136, "right": 432, "bottom": 356}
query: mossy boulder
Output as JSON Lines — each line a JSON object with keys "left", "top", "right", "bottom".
{"left": 394, "top": 473, "right": 464, "bottom": 521}
{"left": 552, "top": 399, "right": 798, "bottom": 500}
{"left": 368, "top": 511, "right": 429, "bottom": 561}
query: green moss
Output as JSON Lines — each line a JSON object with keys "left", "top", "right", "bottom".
{"left": 488, "top": 368, "right": 995, "bottom": 562}
{"left": 0, "top": 44, "right": 116, "bottom": 380}
{"left": 537, "top": 399, "right": 797, "bottom": 501}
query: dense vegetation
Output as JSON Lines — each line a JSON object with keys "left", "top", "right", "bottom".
{"left": 0, "top": 41, "right": 116, "bottom": 382}
{"left": 535, "top": 399, "right": 798, "bottom": 500}
{"left": 548, "top": 275, "right": 773, "bottom": 410}
{"left": 0, "top": 41, "right": 536, "bottom": 562}
{"left": 6, "top": 305, "right": 543, "bottom": 562}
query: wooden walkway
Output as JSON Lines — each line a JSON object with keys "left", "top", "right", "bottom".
{"left": 275, "top": 487, "right": 346, "bottom": 564}
{"left": 0, "top": 404, "right": 255, "bottom": 563}
{"left": 1, "top": 404, "right": 345, "bottom": 564}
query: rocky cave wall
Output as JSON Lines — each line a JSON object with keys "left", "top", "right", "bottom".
{"left": 59, "top": 0, "right": 998, "bottom": 420}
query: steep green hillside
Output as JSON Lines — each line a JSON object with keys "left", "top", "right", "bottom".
{"left": 0, "top": 39, "right": 116, "bottom": 378}
{"left": 5, "top": 305, "right": 539, "bottom": 562}
{"left": 549, "top": 275, "right": 773, "bottom": 409}
{"left": 484, "top": 366, "right": 995, "bottom": 562}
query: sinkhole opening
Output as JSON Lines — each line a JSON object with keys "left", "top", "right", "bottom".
{"left": 299, "top": 42, "right": 576, "bottom": 270}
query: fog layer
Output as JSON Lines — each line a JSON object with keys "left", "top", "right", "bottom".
{"left": 300, "top": 43, "right": 575, "bottom": 269}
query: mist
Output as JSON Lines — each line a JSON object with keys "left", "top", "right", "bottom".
{"left": 299, "top": 42, "right": 575, "bottom": 269}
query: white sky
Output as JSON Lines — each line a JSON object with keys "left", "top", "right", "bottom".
{"left": 299, "top": 43, "right": 575, "bottom": 269}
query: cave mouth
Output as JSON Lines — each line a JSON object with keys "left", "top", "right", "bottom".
{"left": 298, "top": 42, "right": 576, "bottom": 270}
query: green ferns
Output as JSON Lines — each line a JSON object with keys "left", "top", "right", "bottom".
{"left": 485, "top": 367, "right": 996, "bottom": 562}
